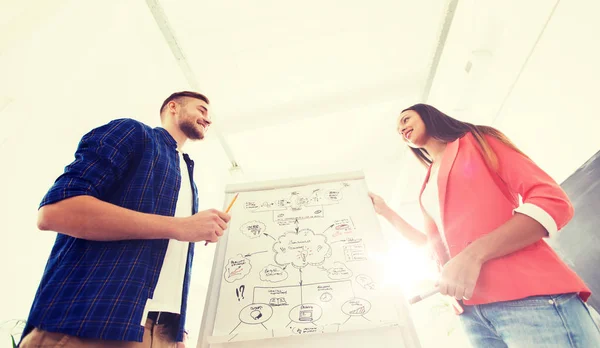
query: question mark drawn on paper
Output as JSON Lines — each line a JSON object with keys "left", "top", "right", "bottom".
{"left": 236, "top": 285, "right": 246, "bottom": 301}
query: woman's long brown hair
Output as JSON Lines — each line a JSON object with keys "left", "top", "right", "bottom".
{"left": 402, "top": 104, "right": 527, "bottom": 171}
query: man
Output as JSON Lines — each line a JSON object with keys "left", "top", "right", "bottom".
{"left": 20, "top": 91, "right": 230, "bottom": 347}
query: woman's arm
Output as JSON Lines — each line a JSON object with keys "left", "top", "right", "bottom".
{"left": 439, "top": 213, "right": 548, "bottom": 300}
{"left": 440, "top": 134, "right": 574, "bottom": 300}
{"left": 369, "top": 192, "right": 428, "bottom": 246}
{"left": 466, "top": 213, "right": 547, "bottom": 264}
{"left": 485, "top": 134, "right": 574, "bottom": 235}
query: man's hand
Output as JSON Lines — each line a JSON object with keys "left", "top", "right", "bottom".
{"left": 175, "top": 209, "right": 231, "bottom": 243}
{"left": 438, "top": 249, "right": 483, "bottom": 300}
{"left": 368, "top": 192, "right": 390, "bottom": 215}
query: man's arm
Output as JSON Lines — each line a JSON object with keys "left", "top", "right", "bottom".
{"left": 40, "top": 119, "right": 143, "bottom": 208}
{"left": 37, "top": 195, "right": 230, "bottom": 242}
{"left": 37, "top": 119, "right": 230, "bottom": 242}
{"left": 38, "top": 196, "right": 177, "bottom": 241}
{"left": 37, "top": 196, "right": 230, "bottom": 242}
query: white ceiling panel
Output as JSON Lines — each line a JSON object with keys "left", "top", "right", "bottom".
{"left": 160, "top": 0, "right": 448, "bottom": 130}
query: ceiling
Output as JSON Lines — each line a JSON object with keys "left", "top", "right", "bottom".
{"left": 2, "top": 0, "right": 599, "bottom": 344}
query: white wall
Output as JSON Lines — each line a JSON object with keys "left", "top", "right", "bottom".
{"left": 495, "top": 0, "right": 600, "bottom": 183}
{"left": 427, "top": 0, "right": 600, "bottom": 184}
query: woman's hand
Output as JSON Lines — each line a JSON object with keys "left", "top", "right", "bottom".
{"left": 439, "top": 249, "right": 483, "bottom": 300}
{"left": 368, "top": 192, "right": 390, "bottom": 215}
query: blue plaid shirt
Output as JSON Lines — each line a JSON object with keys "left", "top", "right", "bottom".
{"left": 22, "top": 118, "right": 198, "bottom": 343}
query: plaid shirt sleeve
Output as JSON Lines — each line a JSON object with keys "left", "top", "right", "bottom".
{"left": 41, "top": 118, "right": 144, "bottom": 207}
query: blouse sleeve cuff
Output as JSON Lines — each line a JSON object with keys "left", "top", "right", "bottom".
{"left": 514, "top": 203, "right": 558, "bottom": 237}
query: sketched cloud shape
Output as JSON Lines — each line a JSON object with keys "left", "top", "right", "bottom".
{"left": 273, "top": 229, "right": 331, "bottom": 269}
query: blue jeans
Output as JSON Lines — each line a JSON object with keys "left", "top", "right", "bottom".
{"left": 460, "top": 293, "right": 600, "bottom": 348}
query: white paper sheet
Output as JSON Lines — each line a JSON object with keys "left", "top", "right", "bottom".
{"left": 210, "top": 177, "right": 401, "bottom": 343}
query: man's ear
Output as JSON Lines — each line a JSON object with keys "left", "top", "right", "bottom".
{"left": 168, "top": 100, "right": 179, "bottom": 115}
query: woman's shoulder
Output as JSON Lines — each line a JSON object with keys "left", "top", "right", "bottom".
{"left": 456, "top": 132, "right": 475, "bottom": 147}
{"left": 458, "top": 130, "right": 508, "bottom": 149}
{"left": 458, "top": 132, "right": 471, "bottom": 139}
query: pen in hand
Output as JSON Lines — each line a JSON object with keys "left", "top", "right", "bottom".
{"left": 205, "top": 193, "right": 239, "bottom": 246}
{"left": 408, "top": 286, "right": 465, "bottom": 314}
{"left": 408, "top": 287, "right": 440, "bottom": 304}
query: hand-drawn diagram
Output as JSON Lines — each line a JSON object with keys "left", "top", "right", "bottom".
{"left": 244, "top": 186, "right": 346, "bottom": 222}
{"left": 212, "top": 181, "right": 398, "bottom": 342}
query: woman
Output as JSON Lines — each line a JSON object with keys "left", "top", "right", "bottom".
{"left": 369, "top": 104, "right": 600, "bottom": 347}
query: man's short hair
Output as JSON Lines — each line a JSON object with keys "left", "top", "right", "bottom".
{"left": 160, "top": 91, "right": 209, "bottom": 115}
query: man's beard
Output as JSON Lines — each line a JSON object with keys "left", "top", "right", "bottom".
{"left": 179, "top": 115, "right": 204, "bottom": 140}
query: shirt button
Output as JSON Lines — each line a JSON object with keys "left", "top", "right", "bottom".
{"left": 548, "top": 300, "right": 554, "bottom": 304}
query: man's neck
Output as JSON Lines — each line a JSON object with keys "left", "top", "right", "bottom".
{"left": 162, "top": 123, "right": 187, "bottom": 151}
